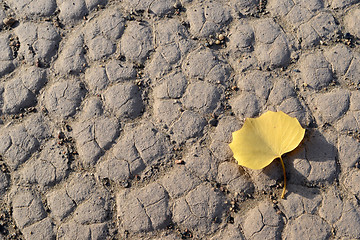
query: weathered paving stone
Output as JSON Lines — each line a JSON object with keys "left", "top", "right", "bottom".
{"left": 19, "top": 140, "right": 69, "bottom": 189}
{"left": 311, "top": 88, "right": 350, "bottom": 124}
{"left": 184, "top": 145, "right": 219, "bottom": 181}
{"left": 54, "top": 32, "right": 86, "bottom": 74}
{"left": 210, "top": 223, "right": 245, "bottom": 240}
{"left": 102, "top": 82, "right": 143, "bottom": 119}
{"left": 73, "top": 98, "right": 120, "bottom": 166}
{"left": 106, "top": 121, "right": 171, "bottom": 179}
{"left": 153, "top": 71, "right": 187, "bottom": 100}
{"left": 182, "top": 48, "right": 231, "bottom": 85}
{"left": 343, "top": 168, "right": 360, "bottom": 198}
{"left": 246, "top": 161, "right": 282, "bottom": 191}
{"left": 228, "top": 20, "right": 254, "bottom": 57}
{"left": 44, "top": 79, "right": 86, "bottom": 119}
{"left": 11, "top": 189, "right": 46, "bottom": 229}
{"left": 161, "top": 166, "right": 201, "bottom": 199}
{"left": 173, "top": 183, "right": 226, "bottom": 236}
{"left": 0, "top": 170, "right": 9, "bottom": 195}
{"left": 334, "top": 200, "right": 360, "bottom": 239}
{"left": 0, "top": 33, "right": 15, "bottom": 77}
{"left": 297, "top": 12, "right": 339, "bottom": 48}
{"left": 187, "top": 1, "right": 231, "bottom": 38}
{"left": 22, "top": 218, "right": 55, "bottom": 240}
{"left": 3, "top": 67, "right": 46, "bottom": 114}
{"left": 324, "top": 44, "right": 353, "bottom": 77}
{"left": 46, "top": 188, "right": 76, "bottom": 221}
{"left": 182, "top": 81, "right": 222, "bottom": 114}
{"left": 338, "top": 134, "right": 360, "bottom": 169}
{"left": 217, "top": 161, "right": 254, "bottom": 194}
{"left": 330, "top": 0, "right": 358, "bottom": 9}
{"left": 288, "top": 129, "right": 337, "bottom": 184}
{"left": 241, "top": 201, "right": 282, "bottom": 240}
{"left": 117, "top": 183, "right": 170, "bottom": 232}
{"left": 121, "top": 0, "right": 176, "bottom": 16}
{"left": 170, "top": 110, "right": 207, "bottom": 144}
{"left": 120, "top": 21, "right": 153, "bottom": 64}
{"left": 58, "top": 0, "right": 107, "bottom": 24}
{"left": 15, "top": 22, "right": 60, "bottom": 63}
{"left": 57, "top": 220, "right": 108, "bottom": 240}
{"left": 0, "top": 125, "right": 39, "bottom": 170}
{"left": 278, "top": 185, "right": 322, "bottom": 219}
{"left": 283, "top": 214, "right": 331, "bottom": 240}
{"left": 6, "top": 0, "right": 56, "bottom": 17}
{"left": 319, "top": 187, "right": 343, "bottom": 224}
{"left": 252, "top": 18, "right": 291, "bottom": 69}
{"left": 299, "top": 52, "right": 333, "bottom": 91}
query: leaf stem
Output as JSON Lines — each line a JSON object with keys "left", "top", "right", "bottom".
{"left": 279, "top": 156, "right": 287, "bottom": 199}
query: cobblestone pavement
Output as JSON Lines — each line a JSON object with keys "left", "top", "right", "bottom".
{"left": 0, "top": 0, "right": 359, "bottom": 239}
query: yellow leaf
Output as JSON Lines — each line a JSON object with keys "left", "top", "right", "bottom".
{"left": 229, "top": 111, "right": 305, "bottom": 198}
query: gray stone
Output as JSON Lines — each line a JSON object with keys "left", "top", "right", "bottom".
{"left": 154, "top": 18, "right": 189, "bottom": 46}
{"left": 173, "top": 183, "right": 226, "bottom": 236}
{"left": 242, "top": 201, "right": 282, "bottom": 240}
{"left": 187, "top": 1, "right": 231, "bottom": 37}
{"left": 0, "top": 126, "right": 39, "bottom": 170}
{"left": 153, "top": 99, "right": 182, "bottom": 126}
{"left": 338, "top": 134, "right": 360, "bottom": 169}
{"left": 268, "top": 78, "right": 296, "bottom": 106}
{"left": 20, "top": 141, "right": 68, "bottom": 189}
{"left": 184, "top": 145, "right": 219, "bottom": 181}
{"left": 0, "top": 170, "right": 9, "bottom": 195}
{"left": 6, "top": 0, "right": 56, "bottom": 17}
{"left": 312, "top": 88, "right": 350, "bottom": 123}
{"left": 297, "top": 12, "right": 338, "bottom": 48}
{"left": 66, "top": 173, "right": 97, "bottom": 204}
{"left": 217, "top": 162, "right": 254, "bottom": 194}
{"left": 57, "top": 221, "right": 108, "bottom": 240}
{"left": 24, "top": 114, "right": 51, "bottom": 142}
{"left": 237, "top": 71, "right": 272, "bottom": 103}
{"left": 335, "top": 201, "right": 360, "bottom": 239}
{"left": 278, "top": 185, "right": 322, "bottom": 219}
{"left": 122, "top": 0, "right": 175, "bottom": 16}
{"left": 86, "top": 36, "right": 115, "bottom": 60}
{"left": 12, "top": 190, "right": 46, "bottom": 229}
{"left": 54, "top": 32, "right": 86, "bottom": 74}
{"left": 58, "top": 0, "right": 107, "bottom": 24}
{"left": 283, "top": 214, "right": 330, "bottom": 240}
{"left": 153, "top": 71, "right": 187, "bottom": 99}
{"left": 267, "top": 0, "right": 295, "bottom": 17}
{"left": 161, "top": 166, "right": 201, "bottom": 198}
{"left": 105, "top": 60, "right": 136, "bottom": 83}
{"left": 84, "top": 65, "right": 109, "bottom": 93}
{"left": 44, "top": 79, "right": 85, "bottom": 118}
{"left": 117, "top": 183, "right": 170, "bottom": 232}
{"left": 182, "top": 81, "right": 221, "bottom": 114}
{"left": 211, "top": 116, "right": 242, "bottom": 143}
{"left": 170, "top": 110, "right": 207, "bottom": 144}
{"left": 344, "top": 53, "right": 360, "bottom": 87}
{"left": 102, "top": 83, "right": 143, "bottom": 119}
{"left": 83, "top": 8, "right": 125, "bottom": 41}
{"left": 343, "top": 169, "right": 360, "bottom": 198}
{"left": 330, "top": 0, "right": 358, "bottom": 9}
{"left": 324, "top": 44, "right": 353, "bottom": 76}
{"left": 228, "top": 21, "right": 255, "bottom": 56}
{"left": 22, "top": 218, "right": 55, "bottom": 240}
{"left": 3, "top": 78, "right": 35, "bottom": 114}
{"left": 210, "top": 224, "right": 245, "bottom": 240}
{"left": 73, "top": 98, "right": 120, "bottom": 166}
{"left": 182, "top": 49, "right": 230, "bottom": 85}
{"left": 73, "top": 194, "right": 109, "bottom": 224}
{"left": 15, "top": 22, "right": 60, "bottom": 63}
{"left": 120, "top": 22, "right": 153, "bottom": 64}
{"left": 0, "top": 34, "right": 14, "bottom": 77}
{"left": 230, "top": 92, "right": 259, "bottom": 120}
{"left": 230, "top": 0, "right": 258, "bottom": 15}
{"left": 300, "top": 52, "right": 333, "bottom": 91}
{"left": 47, "top": 188, "right": 75, "bottom": 221}
{"left": 319, "top": 187, "right": 343, "bottom": 224}
{"left": 96, "top": 157, "right": 130, "bottom": 183}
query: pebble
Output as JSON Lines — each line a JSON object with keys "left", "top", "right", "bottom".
{"left": 3, "top": 17, "right": 16, "bottom": 26}
{"left": 218, "top": 34, "right": 225, "bottom": 41}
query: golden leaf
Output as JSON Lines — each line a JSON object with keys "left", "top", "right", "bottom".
{"left": 229, "top": 111, "right": 305, "bottom": 198}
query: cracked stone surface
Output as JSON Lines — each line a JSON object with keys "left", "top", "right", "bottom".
{"left": 0, "top": 0, "right": 359, "bottom": 239}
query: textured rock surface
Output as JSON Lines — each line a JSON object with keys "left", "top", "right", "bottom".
{"left": 0, "top": 0, "right": 359, "bottom": 239}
